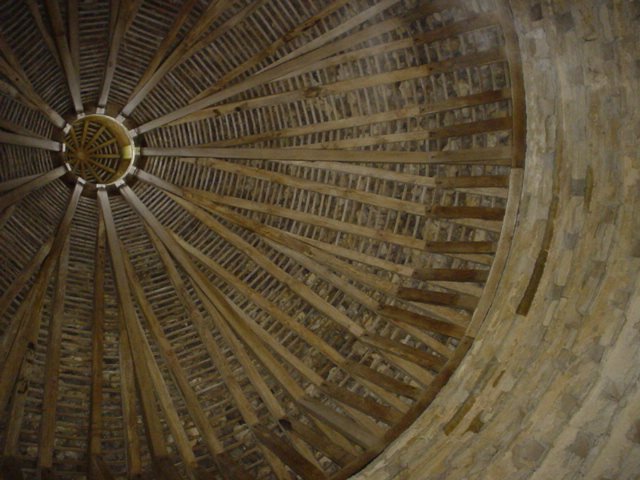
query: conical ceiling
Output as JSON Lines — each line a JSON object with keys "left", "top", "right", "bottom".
{"left": 0, "top": 0, "right": 525, "bottom": 478}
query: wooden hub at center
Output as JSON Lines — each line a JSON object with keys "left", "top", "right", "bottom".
{"left": 64, "top": 114, "right": 136, "bottom": 184}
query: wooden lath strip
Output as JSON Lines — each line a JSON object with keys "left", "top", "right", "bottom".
{"left": 239, "top": 0, "right": 402, "bottom": 79}
{"left": 0, "top": 166, "right": 67, "bottom": 212}
{"left": 116, "top": 305, "right": 142, "bottom": 478}
{"left": 0, "top": 238, "right": 53, "bottom": 322}
{"left": 119, "top": 0, "right": 248, "bottom": 118}
{"left": 167, "top": 48, "right": 507, "bottom": 128}
{"left": 44, "top": 0, "right": 84, "bottom": 113}
{"left": 272, "top": 9, "right": 499, "bottom": 84}
{"left": 0, "top": 130, "right": 61, "bottom": 151}
{"left": 120, "top": 186, "right": 388, "bottom": 435}
{"left": 144, "top": 227, "right": 324, "bottom": 475}
{"left": 97, "top": 190, "right": 198, "bottom": 471}
{"left": 0, "top": 117, "right": 47, "bottom": 139}
{"left": 38, "top": 235, "right": 71, "bottom": 472}
{"left": 125, "top": 0, "right": 199, "bottom": 101}
{"left": 98, "top": 0, "right": 144, "bottom": 108}
{"left": 151, "top": 177, "right": 454, "bottom": 369}
{"left": 197, "top": 89, "right": 510, "bottom": 147}
{"left": 142, "top": 145, "right": 512, "bottom": 165}
{"left": 88, "top": 208, "right": 106, "bottom": 470}
{"left": 136, "top": 11, "right": 505, "bottom": 134}
{"left": 252, "top": 425, "right": 326, "bottom": 480}
{"left": 190, "top": 0, "right": 352, "bottom": 103}
{"left": 118, "top": 185, "right": 371, "bottom": 462}
{"left": 173, "top": 222, "right": 432, "bottom": 396}
{"left": 0, "top": 56, "right": 65, "bottom": 128}
{"left": 0, "top": 182, "right": 83, "bottom": 414}
{"left": 24, "top": 0, "right": 62, "bottom": 68}
{"left": 68, "top": 0, "right": 80, "bottom": 80}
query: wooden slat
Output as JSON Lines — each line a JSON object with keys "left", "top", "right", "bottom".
{"left": 198, "top": 89, "right": 510, "bottom": 148}
{"left": 125, "top": 0, "right": 199, "bottom": 100}
{"left": 88, "top": 208, "right": 106, "bottom": 469}
{"left": 89, "top": 456, "right": 116, "bottom": 480}
{"left": 0, "top": 238, "right": 53, "bottom": 321}
{"left": 98, "top": 0, "right": 144, "bottom": 107}
{"left": 424, "top": 241, "right": 498, "bottom": 254}
{"left": 0, "top": 182, "right": 82, "bottom": 414}
{"left": 25, "top": 0, "right": 62, "bottom": 68}
{"left": 0, "top": 118, "right": 46, "bottom": 138}
{"left": 0, "top": 456, "right": 25, "bottom": 480}
{"left": 167, "top": 48, "right": 506, "bottom": 128}
{"left": 116, "top": 306, "right": 142, "bottom": 478}
{"left": 426, "top": 205, "right": 506, "bottom": 220}
{"left": 281, "top": 418, "right": 353, "bottom": 467}
{"left": 0, "top": 57, "right": 65, "bottom": 128}
{"left": 142, "top": 145, "right": 511, "bottom": 165}
{"left": 436, "top": 175, "right": 510, "bottom": 189}
{"left": 119, "top": 0, "right": 239, "bottom": 118}
{"left": 191, "top": 0, "right": 352, "bottom": 103}
{"left": 0, "top": 166, "right": 67, "bottom": 212}
{"left": 38, "top": 238, "right": 71, "bottom": 472}
{"left": 44, "top": 0, "right": 83, "bottom": 113}
{"left": 413, "top": 268, "right": 490, "bottom": 283}
{"left": 378, "top": 305, "right": 467, "bottom": 338}
{"left": 2, "top": 354, "right": 32, "bottom": 458}
{"left": 68, "top": 0, "right": 80, "bottom": 78}
{"left": 396, "top": 288, "right": 479, "bottom": 311}
{"left": 97, "top": 190, "right": 197, "bottom": 470}
{"left": 134, "top": 14, "right": 504, "bottom": 135}
{"left": 252, "top": 426, "right": 326, "bottom": 480}
{"left": 0, "top": 131, "right": 61, "bottom": 151}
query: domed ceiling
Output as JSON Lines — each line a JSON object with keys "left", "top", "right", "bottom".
{"left": 0, "top": 0, "right": 525, "bottom": 478}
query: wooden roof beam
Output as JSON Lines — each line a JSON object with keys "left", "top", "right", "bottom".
{"left": 97, "top": 0, "right": 144, "bottom": 109}
{"left": 165, "top": 48, "right": 506, "bottom": 129}
{"left": 0, "top": 181, "right": 82, "bottom": 414}
{"left": 98, "top": 190, "right": 202, "bottom": 472}
{"left": 143, "top": 227, "right": 322, "bottom": 475}
{"left": 135, "top": 12, "right": 502, "bottom": 135}
{"left": 88, "top": 208, "right": 106, "bottom": 475}
{"left": 0, "top": 57, "right": 65, "bottom": 128}
{"left": 24, "top": 0, "right": 62, "bottom": 68}
{"left": 0, "top": 238, "right": 53, "bottom": 321}
{"left": 38, "top": 238, "right": 71, "bottom": 473}
{"left": 0, "top": 166, "right": 67, "bottom": 212}
{"left": 119, "top": 0, "right": 240, "bottom": 119}
{"left": 252, "top": 425, "right": 326, "bottom": 480}
{"left": 198, "top": 89, "right": 510, "bottom": 148}
{"left": 119, "top": 185, "right": 386, "bottom": 434}
{"left": 44, "top": 0, "right": 84, "bottom": 114}
{"left": 191, "top": 0, "right": 352, "bottom": 103}
{"left": 142, "top": 145, "right": 512, "bottom": 166}
{"left": 178, "top": 190, "right": 452, "bottom": 383}
{"left": 136, "top": 170, "right": 450, "bottom": 379}
{"left": 0, "top": 131, "right": 61, "bottom": 151}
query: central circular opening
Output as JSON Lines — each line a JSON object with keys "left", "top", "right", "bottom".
{"left": 63, "top": 114, "right": 136, "bottom": 185}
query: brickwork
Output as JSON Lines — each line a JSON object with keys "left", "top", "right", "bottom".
{"left": 354, "top": 1, "right": 640, "bottom": 478}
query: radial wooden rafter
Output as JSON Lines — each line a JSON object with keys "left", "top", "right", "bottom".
{"left": 0, "top": 0, "right": 526, "bottom": 478}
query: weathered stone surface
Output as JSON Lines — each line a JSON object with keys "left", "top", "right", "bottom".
{"left": 354, "top": 1, "right": 640, "bottom": 478}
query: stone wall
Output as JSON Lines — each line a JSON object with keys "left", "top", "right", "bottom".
{"left": 354, "top": 1, "right": 640, "bottom": 478}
